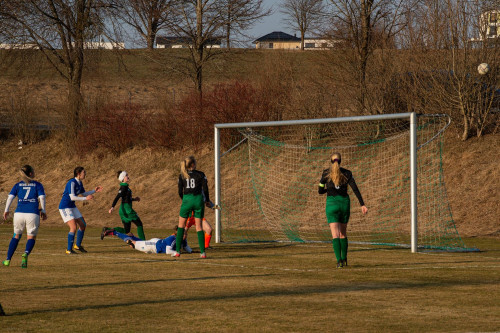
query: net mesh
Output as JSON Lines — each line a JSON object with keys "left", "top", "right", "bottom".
{"left": 218, "top": 114, "right": 472, "bottom": 251}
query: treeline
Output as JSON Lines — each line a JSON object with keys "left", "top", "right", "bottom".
{"left": 0, "top": 1, "right": 499, "bottom": 154}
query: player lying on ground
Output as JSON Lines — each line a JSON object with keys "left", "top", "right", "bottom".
{"left": 101, "top": 226, "right": 192, "bottom": 255}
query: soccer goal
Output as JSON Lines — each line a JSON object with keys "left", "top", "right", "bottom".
{"left": 214, "top": 112, "right": 473, "bottom": 252}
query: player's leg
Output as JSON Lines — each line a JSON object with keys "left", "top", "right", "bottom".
{"left": 131, "top": 218, "right": 145, "bottom": 240}
{"left": 65, "top": 219, "right": 78, "bottom": 254}
{"left": 74, "top": 216, "right": 87, "bottom": 252}
{"left": 202, "top": 219, "right": 213, "bottom": 249}
{"left": 3, "top": 214, "right": 24, "bottom": 266}
{"left": 21, "top": 213, "right": 40, "bottom": 268}
{"left": 329, "top": 222, "right": 342, "bottom": 267}
{"left": 174, "top": 216, "right": 188, "bottom": 255}
{"left": 339, "top": 223, "right": 348, "bottom": 266}
{"left": 195, "top": 218, "right": 206, "bottom": 258}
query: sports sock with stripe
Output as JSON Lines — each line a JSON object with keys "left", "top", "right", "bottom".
{"left": 67, "top": 232, "right": 75, "bottom": 251}
{"left": 25, "top": 239, "right": 36, "bottom": 255}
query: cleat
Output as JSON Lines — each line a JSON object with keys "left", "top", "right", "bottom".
{"left": 101, "top": 227, "right": 111, "bottom": 240}
{"left": 171, "top": 252, "right": 180, "bottom": 257}
{"left": 73, "top": 245, "right": 87, "bottom": 253}
{"left": 21, "top": 253, "right": 28, "bottom": 268}
{"left": 200, "top": 253, "right": 207, "bottom": 259}
{"left": 66, "top": 249, "right": 77, "bottom": 254}
{"left": 2, "top": 260, "right": 10, "bottom": 267}
{"left": 126, "top": 239, "right": 135, "bottom": 249}
{"left": 342, "top": 259, "right": 348, "bottom": 267}
{"left": 336, "top": 261, "right": 343, "bottom": 269}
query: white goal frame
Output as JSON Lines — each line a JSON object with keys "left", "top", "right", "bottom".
{"left": 214, "top": 112, "right": 420, "bottom": 252}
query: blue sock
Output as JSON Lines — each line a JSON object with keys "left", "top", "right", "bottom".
{"left": 6, "top": 237, "right": 20, "bottom": 260}
{"left": 25, "top": 239, "right": 36, "bottom": 255}
{"left": 76, "top": 229, "right": 85, "bottom": 247}
{"left": 67, "top": 232, "right": 75, "bottom": 251}
{"left": 115, "top": 231, "right": 140, "bottom": 242}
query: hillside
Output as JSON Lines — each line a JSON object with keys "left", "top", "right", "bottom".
{"left": 0, "top": 131, "right": 498, "bottom": 238}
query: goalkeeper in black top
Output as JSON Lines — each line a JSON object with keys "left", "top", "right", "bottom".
{"left": 172, "top": 156, "right": 211, "bottom": 258}
{"left": 318, "top": 152, "right": 368, "bottom": 268}
{"left": 107, "top": 171, "right": 146, "bottom": 240}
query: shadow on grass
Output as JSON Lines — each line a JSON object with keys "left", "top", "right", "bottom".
{"left": 6, "top": 278, "right": 493, "bottom": 317}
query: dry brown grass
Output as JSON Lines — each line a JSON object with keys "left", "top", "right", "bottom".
{"left": 0, "top": 226, "right": 498, "bottom": 332}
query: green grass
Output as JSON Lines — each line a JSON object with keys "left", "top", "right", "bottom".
{"left": 0, "top": 225, "right": 499, "bottom": 332}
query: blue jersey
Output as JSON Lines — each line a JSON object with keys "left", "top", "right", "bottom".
{"left": 155, "top": 235, "right": 177, "bottom": 254}
{"left": 59, "top": 178, "right": 86, "bottom": 209}
{"left": 9, "top": 181, "right": 45, "bottom": 214}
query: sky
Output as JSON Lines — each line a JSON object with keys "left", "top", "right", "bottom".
{"left": 246, "top": 0, "right": 291, "bottom": 40}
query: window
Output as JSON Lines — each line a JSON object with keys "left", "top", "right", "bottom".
{"left": 269, "top": 43, "right": 273, "bottom": 49}
{"left": 490, "top": 12, "right": 497, "bottom": 23}
{"left": 305, "top": 43, "right": 315, "bottom": 48}
{"left": 489, "top": 26, "right": 497, "bottom": 37}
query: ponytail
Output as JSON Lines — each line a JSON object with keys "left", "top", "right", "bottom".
{"left": 327, "top": 153, "right": 347, "bottom": 187}
{"left": 19, "top": 165, "right": 34, "bottom": 184}
{"left": 181, "top": 156, "right": 196, "bottom": 179}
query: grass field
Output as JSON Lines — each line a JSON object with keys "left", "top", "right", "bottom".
{"left": 0, "top": 225, "right": 499, "bottom": 332}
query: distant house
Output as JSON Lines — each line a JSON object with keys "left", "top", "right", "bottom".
{"left": 480, "top": 10, "right": 500, "bottom": 39}
{"left": 0, "top": 43, "right": 39, "bottom": 50}
{"left": 254, "top": 31, "right": 334, "bottom": 50}
{"left": 156, "top": 36, "right": 222, "bottom": 49}
{"left": 81, "top": 41, "right": 125, "bottom": 49}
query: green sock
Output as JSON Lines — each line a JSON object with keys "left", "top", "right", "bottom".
{"left": 176, "top": 227, "right": 185, "bottom": 253}
{"left": 197, "top": 231, "right": 205, "bottom": 254}
{"left": 113, "top": 227, "right": 126, "bottom": 234}
{"left": 332, "top": 238, "right": 341, "bottom": 262}
{"left": 340, "top": 237, "right": 348, "bottom": 261}
{"left": 137, "top": 226, "right": 145, "bottom": 240}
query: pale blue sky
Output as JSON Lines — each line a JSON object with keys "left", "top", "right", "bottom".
{"left": 246, "top": 0, "right": 291, "bottom": 40}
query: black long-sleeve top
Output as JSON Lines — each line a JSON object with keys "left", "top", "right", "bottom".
{"left": 111, "top": 183, "right": 135, "bottom": 208}
{"left": 318, "top": 167, "right": 365, "bottom": 206}
{"left": 178, "top": 170, "right": 210, "bottom": 202}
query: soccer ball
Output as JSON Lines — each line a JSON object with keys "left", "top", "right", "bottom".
{"left": 477, "top": 63, "right": 490, "bottom": 75}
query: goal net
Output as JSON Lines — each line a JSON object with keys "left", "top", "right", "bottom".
{"left": 215, "top": 113, "right": 473, "bottom": 251}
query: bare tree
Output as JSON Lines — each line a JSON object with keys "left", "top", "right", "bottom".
{"left": 281, "top": 0, "right": 325, "bottom": 50}
{"left": 111, "top": 0, "right": 175, "bottom": 49}
{"left": 0, "top": 0, "right": 111, "bottom": 136}
{"left": 326, "top": 0, "right": 410, "bottom": 114}
{"left": 223, "top": 0, "right": 271, "bottom": 49}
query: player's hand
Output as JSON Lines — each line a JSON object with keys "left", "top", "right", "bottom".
{"left": 108, "top": 207, "right": 114, "bottom": 214}
{"left": 95, "top": 186, "right": 103, "bottom": 193}
{"left": 40, "top": 212, "right": 47, "bottom": 220}
{"left": 86, "top": 194, "right": 94, "bottom": 201}
{"left": 3, "top": 211, "right": 9, "bottom": 220}
{"left": 205, "top": 201, "right": 213, "bottom": 208}
{"left": 134, "top": 197, "right": 140, "bottom": 202}
{"left": 361, "top": 206, "right": 368, "bottom": 215}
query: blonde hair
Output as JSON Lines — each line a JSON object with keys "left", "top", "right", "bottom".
{"left": 181, "top": 156, "right": 196, "bottom": 179}
{"left": 327, "top": 153, "right": 347, "bottom": 187}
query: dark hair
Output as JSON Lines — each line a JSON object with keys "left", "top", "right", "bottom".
{"left": 116, "top": 170, "right": 122, "bottom": 179}
{"left": 74, "top": 166, "right": 85, "bottom": 177}
{"left": 20, "top": 165, "right": 35, "bottom": 182}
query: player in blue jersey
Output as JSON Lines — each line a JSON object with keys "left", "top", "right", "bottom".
{"left": 101, "top": 226, "right": 191, "bottom": 255}
{"left": 3, "top": 165, "right": 46, "bottom": 268}
{"left": 59, "top": 166, "right": 102, "bottom": 254}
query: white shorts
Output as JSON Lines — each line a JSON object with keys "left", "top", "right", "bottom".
{"left": 13, "top": 213, "right": 40, "bottom": 236}
{"left": 134, "top": 238, "right": 160, "bottom": 254}
{"left": 59, "top": 208, "right": 83, "bottom": 223}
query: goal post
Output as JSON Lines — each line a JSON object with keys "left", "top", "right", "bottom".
{"left": 214, "top": 112, "right": 472, "bottom": 252}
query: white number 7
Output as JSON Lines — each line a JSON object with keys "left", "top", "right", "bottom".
{"left": 23, "top": 187, "right": 31, "bottom": 199}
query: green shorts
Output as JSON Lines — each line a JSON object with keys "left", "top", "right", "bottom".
{"left": 179, "top": 193, "right": 205, "bottom": 219}
{"left": 119, "top": 203, "right": 139, "bottom": 223}
{"left": 325, "top": 195, "right": 350, "bottom": 224}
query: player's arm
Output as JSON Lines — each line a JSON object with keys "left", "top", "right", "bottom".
{"left": 348, "top": 177, "right": 368, "bottom": 214}
{"left": 69, "top": 182, "right": 88, "bottom": 201}
{"left": 3, "top": 194, "right": 15, "bottom": 220}
{"left": 178, "top": 175, "right": 184, "bottom": 200}
{"left": 318, "top": 171, "right": 328, "bottom": 195}
{"left": 202, "top": 174, "right": 210, "bottom": 204}
{"left": 109, "top": 187, "right": 124, "bottom": 213}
